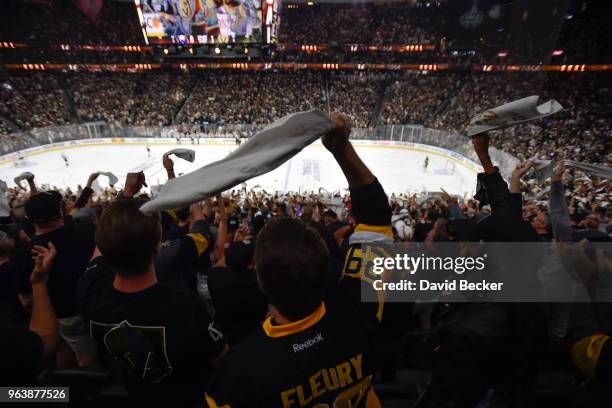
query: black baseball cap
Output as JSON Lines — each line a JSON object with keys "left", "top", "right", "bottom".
{"left": 25, "top": 191, "right": 62, "bottom": 223}
{"left": 225, "top": 239, "right": 255, "bottom": 273}
{"left": 322, "top": 209, "right": 337, "bottom": 219}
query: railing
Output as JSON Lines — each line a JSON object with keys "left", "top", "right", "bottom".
{"left": 1, "top": 122, "right": 519, "bottom": 177}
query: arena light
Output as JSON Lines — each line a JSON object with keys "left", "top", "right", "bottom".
{"left": 243, "top": 47, "right": 249, "bottom": 54}
{"left": 552, "top": 49, "right": 564, "bottom": 56}
{"left": 163, "top": 48, "right": 169, "bottom": 55}
{"left": 188, "top": 48, "right": 194, "bottom": 54}
{"left": 497, "top": 51, "right": 508, "bottom": 58}
{"left": 214, "top": 47, "right": 221, "bottom": 54}
{"left": 307, "top": 0, "right": 314, "bottom": 5}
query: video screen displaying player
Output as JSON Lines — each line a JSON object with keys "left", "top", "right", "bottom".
{"left": 138, "top": 0, "right": 264, "bottom": 44}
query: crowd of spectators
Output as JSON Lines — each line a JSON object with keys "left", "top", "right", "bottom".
{"left": 250, "top": 72, "right": 327, "bottom": 123}
{"left": 68, "top": 73, "right": 136, "bottom": 125}
{"left": 430, "top": 73, "right": 611, "bottom": 166}
{"left": 379, "top": 73, "right": 459, "bottom": 126}
{"left": 0, "top": 74, "right": 72, "bottom": 129}
{"left": 0, "top": 113, "right": 610, "bottom": 406}
{"left": 328, "top": 73, "right": 383, "bottom": 128}
{"left": 0, "top": 2, "right": 610, "bottom": 405}
{"left": 1, "top": 70, "right": 610, "bottom": 164}
{"left": 278, "top": 3, "right": 441, "bottom": 45}
{"left": 0, "top": 0, "right": 141, "bottom": 45}
{"left": 175, "top": 73, "right": 259, "bottom": 125}
{"left": 133, "top": 74, "right": 198, "bottom": 127}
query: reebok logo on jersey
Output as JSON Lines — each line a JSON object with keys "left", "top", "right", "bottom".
{"left": 292, "top": 332, "right": 324, "bottom": 353}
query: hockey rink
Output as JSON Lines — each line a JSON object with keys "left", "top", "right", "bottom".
{"left": 0, "top": 141, "right": 480, "bottom": 198}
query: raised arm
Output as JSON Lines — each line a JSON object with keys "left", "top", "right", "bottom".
{"left": 29, "top": 243, "right": 59, "bottom": 362}
{"left": 26, "top": 174, "right": 38, "bottom": 196}
{"left": 213, "top": 196, "right": 228, "bottom": 264}
{"left": 163, "top": 155, "right": 176, "bottom": 180}
{"left": 75, "top": 172, "right": 99, "bottom": 208}
{"left": 322, "top": 113, "right": 375, "bottom": 188}
{"left": 119, "top": 171, "right": 147, "bottom": 200}
{"left": 509, "top": 160, "right": 533, "bottom": 194}
{"left": 471, "top": 134, "right": 522, "bottom": 217}
{"left": 322, "top": 113, "right": 391, "bottom": 228}
{"left": 323, "top": 113, "right": 391, "bottom": 323}
{"left": 549, "top": 161, "right": 573, "bottom": 241}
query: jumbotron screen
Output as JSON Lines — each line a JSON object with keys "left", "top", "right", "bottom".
{"left": 135, "top": 0, "right": 278, "bottom": 45}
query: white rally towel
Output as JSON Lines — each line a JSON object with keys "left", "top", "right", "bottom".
{"left": 565, "top": 160, "right": 612, "bottom": 180}
{"left": 140, "top": 110, "right": 335, "bottom": 213}
{"left": 531, "top": 159, "right": 612, "bottom": 184}
{"left": 14, "top": 172, "right": 34, "bottom": 189}
{"left": 164, "top": 148, "right": 196, "bottom": 163}
{"left": 532, "top": 159, "right": 555, "bottom": 185}
{"left": 466, "top": 95, "right": 563, "bottom": 137}
{"left": 98, "top": 171, "right": 119, "bottom": 187}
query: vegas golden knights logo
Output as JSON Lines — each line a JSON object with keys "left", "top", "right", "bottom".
{"left": 179, "top": 0, "right": 194, "bottom": 19}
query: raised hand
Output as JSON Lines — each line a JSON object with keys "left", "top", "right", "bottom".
{"left": 511, "top": 159, "right": 534, "bottom": 180}
{"left": 123, "top": 171, "right": 147, "bottom": 198}
{"left": 163, "top": 155, "right": 176, "bottom": 180}
{"left": 551, "top": 160, "right": 566, "bottom": 182}
{"left": 163, "top": 155, "right": 174, "bottom": 171}
{"left": 86, "top": 172, "right": 100, "bottom": 188}
{"left": 471, "top": 133, "right": 495, "bottom": 174}
{"left": 30, "top": 243, "right": 57, "bottom": 285}
{"left": 322, "top": 112, "right": 351, "bottom": 156}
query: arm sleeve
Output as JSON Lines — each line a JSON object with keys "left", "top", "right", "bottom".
{"left": 75, "top": 187, "right": 94, "bottom": 209}
{"left": 349, "top": 178, "right": 392, "bottom": 227}
{"left": 477, "top": 170, "right": 522, "bottom": 217}
{"left": 550, "top": 180, "right": 574, "bottom": 242}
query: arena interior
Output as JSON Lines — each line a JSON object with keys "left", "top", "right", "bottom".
{"left": 0, "top": 0, "right": 611, "bottom": 407}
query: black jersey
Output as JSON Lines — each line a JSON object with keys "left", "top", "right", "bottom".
{"left": 205, "top": 179, "right": 393, "bottom": 408}
{"left": 206, "top": 278, "right": 382, "bottom": 408}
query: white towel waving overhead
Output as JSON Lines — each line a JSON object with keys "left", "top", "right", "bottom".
{"left": 531, "top": 159, "right": 612, "bottom": 185}
{"left": 164, "top": 148, "right": 196, "bottom": 163}
{"left": 14, "top": 172, "right": 34, "bottom": 188}
{"left": 467, "top": 95, "right": 563, "bottom": 137}
{"left": 140, "top": 110, "right": 335, "bottom": 213}
{"left": 99, "top": 171, "right": 119, "bottom": 186}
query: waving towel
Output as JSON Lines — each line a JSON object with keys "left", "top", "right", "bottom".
{"left": 531, "top": 159, "right": 612, "bottom": 184}
{"left": 467, "top": 95, "right": 563, "bottom": 137}
{"left": 140, "top": 110, "right": 335, "bottom": 213}
{"left": 99, "top": 171, "right": 119, "bottom": 186}
{"left": 164, "top": 148, "right": 196, "bottom": 163}
{"left": 14, "top": 172, "right": 34, "bottom": 188}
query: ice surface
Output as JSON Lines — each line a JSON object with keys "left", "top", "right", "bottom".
{"left": 0, "top": 141, "right": 478, "bottom": 198}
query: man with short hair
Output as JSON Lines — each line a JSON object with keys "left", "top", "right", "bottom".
{"left": 77, "top": 195, "right": 227, "bottom": 405}
{"left": 205, "top": 113, "right": 392, "bottom": 407}
{"left": 208, "top": 238, "right": 268, "bottom": 346}
{"left": 16, "top": 190, "right": 96, "bottom": 367}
